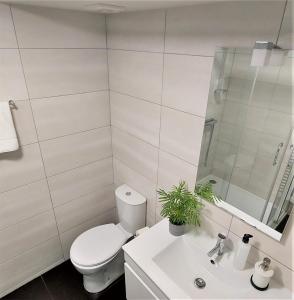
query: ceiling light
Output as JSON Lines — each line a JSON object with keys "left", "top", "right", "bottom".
{"left": 84, "top": 3, "right": 125, "bottom": 14}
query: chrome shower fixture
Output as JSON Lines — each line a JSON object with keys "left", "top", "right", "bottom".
{"left": 251, "top": 41, "right": 285, "bottom": 66}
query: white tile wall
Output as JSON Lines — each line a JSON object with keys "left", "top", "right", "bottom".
{"left": 0, "top": 180, "right": 52, "bottom": 230}
{"left": 107, "top": 10, "right": 165, "bottom": 52}
{"left": 112, "top": 127, "right": 159, "bottom": 182}
{"left": 0, "top": 50, "right": 28, "bottom": 101}
{"left": 108, "top": 49, "right": 163, "bottom": 103}
{"left": 31, "top": 91, "right": 110, "bottom": 140}
{"left": 12, "top": 100, "right": 38, "bottom": 146}
{"left": 165, "top": 1, "right": 285, "bottom": 56}
{"left": 21, "top": 49, "right": 108, "bottom": 98}
{"left": 48, "top": 158, "right": 113, "bottom": 207}
{"left": 40, "top": 127, "right": 112, "bottom": 176}
{"left": 54, "top": 184, "right": 115, "bottom": 233}
{"left": 110, "top": 91, "right": 161, "bottom": 146}
{"left": 0, "top": 4, "right": 114, "bottom": 297}
{"left": 162, "top": 54, "right": 213, "bottom": 116}
{"left": 0, "top": 211, "right": 58, "bottom": 264}
{"left": 11, "top": 5, "right": 106, "bottom": 48}
{"left": 107, "top": 4, "right": 293, "bottom": 292}
{"left": 0, "top": 4, "right": 17, "bottom": 48}
{"left": 0, "top": 143, "right": 45, "bottom": 193}
{"left": 160, "top": 107, "right": 204, "bottom": 165}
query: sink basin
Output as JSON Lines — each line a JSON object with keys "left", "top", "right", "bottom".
{"left": 123, "top": 219, "right": 292, "bottom": 299}
{"left": 153, "top": 236, "right": 245, "bottom": 298}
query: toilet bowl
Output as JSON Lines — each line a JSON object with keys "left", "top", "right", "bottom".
{"left": 70, "top": 184, "right": 146, "bottom": 294}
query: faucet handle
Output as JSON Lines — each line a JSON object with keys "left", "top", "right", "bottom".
{"left": 218, "top": 233, "right": 226, "bottom": 240}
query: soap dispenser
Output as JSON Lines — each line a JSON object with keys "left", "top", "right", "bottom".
{"left": 233, "top": 233, "right": 253, "bottom": 270}
{"left": 251, "top": 257, "right": 274, "bottom": 291}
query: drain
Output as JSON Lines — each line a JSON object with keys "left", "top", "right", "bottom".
{"left": 209, "top": 179, "right": 217, "bottom": 184}
{"left": 194, "top": 277, "right": 206, "bottom": 289}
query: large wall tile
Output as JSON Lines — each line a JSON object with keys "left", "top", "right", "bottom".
{"left": 12, "top": 100, "right": 38, "bottom": 146}
{"left": 40, "top": 127, "right": 112, "bottom": 176}
{"left": 112, "top": 127, "right": 158, "bottom": 182}
{"left": 0, "top": 180, "right": 52, "bottom": 230}
{"left": 160, "top": 107, "right": 204, "bottom": 165}
{"left": 48, "top": 158, "right": 113, "bottom": 207}
{"left": 165, "top": 1, "right": 285, "bottom": 56}
{"left": 157, "top": 150, "right": 198, "bottom": 191}
{"left": 107, "top": 10, "right": 165, "bottom": 52}
{"left": 108, "top": 49, "right": 163, "bottom": 104}
{"left": 0, "top": 237, "right": 63, "bottom": 297}
{"left": 21, "top": 49, "right": 108, "bottom": 98}
{"left": 162, "top": 54, "right": 213, "bottom": 116}
{"left": 0, "top": 211, "right": 58, "bottom": 264}
{"left": 31, "top": 91, "right": 110, "bottom": 140}
{"left": 230, "top": 215, "right": 293, "bottom": 270}
{"left": 60, "top": 208, "right": 116, "bottom": 259}
{"left": 110, "top": 91, "right": 160, "bottom": 146}
{"left": 0, "top": 50, "right": 28, "bottom": 101}
{"left": 12, "top": 5, "right": 106, "bottom": 48}
{"left": 0, "top": 4, "right": 18, "bottom": 48}
{"left": 0, "top": 143, "right": 45, "bottom": 193}
{"left": 55, "top": 185, "right": 115, "bottom": 233}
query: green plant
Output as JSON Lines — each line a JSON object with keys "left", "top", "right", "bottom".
{"left": 158, "top": 181, "right": 204, "bottom": 226}
{"left": 194, "top": 182, "right": 220, "bottom": 203}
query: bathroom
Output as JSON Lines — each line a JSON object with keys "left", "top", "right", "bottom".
{"left": 0, "top": 0, "right": 292, "bottom": 299}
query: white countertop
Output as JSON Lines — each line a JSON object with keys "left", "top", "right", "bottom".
{"left": 123, "top": 219, "right": 293, "bottom": 300}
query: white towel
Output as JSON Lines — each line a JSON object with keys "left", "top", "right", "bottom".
{"left": 0, "top": 101, "right": 19, "bottom": 153}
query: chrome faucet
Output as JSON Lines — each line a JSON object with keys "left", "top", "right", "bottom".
{"left": 207, "top": 233, "right": 226, "bottom": 257}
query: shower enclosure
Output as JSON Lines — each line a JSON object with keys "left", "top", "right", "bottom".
{"left": 197, "top": 47, "right": 293, "bottom": 237}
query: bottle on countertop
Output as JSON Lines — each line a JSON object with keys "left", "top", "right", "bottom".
{"left": 251, "top": 257, "right": 274, "bottom": 291}
{"left": 233, "top": 233, "right": 253, "bottom": 270}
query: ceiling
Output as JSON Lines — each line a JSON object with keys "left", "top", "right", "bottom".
{"left": 1, "top": 0, "right": 227, "bottom": 13}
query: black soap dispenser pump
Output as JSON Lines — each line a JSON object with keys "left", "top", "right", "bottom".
{"left": 233, "top": 234, "right": 253, "bottom": 270}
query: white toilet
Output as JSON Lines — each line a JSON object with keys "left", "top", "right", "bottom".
{"left": 70, "top": 184, "right": 146, "bottom": 294}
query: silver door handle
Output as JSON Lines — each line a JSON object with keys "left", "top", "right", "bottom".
{"left": 273, "top": 142, "right": 284, "bottom": 166}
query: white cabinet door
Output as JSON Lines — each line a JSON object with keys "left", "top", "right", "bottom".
{"left": 125, "top": 263, "right": 158, "bottom": 300}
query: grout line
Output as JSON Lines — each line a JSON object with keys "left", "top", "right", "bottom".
{"left": 29, "top": 89, "right": 109, "bottom": 101}
{"left": 50, "top": 180, "right": 115, "bottom": 210}
{"left": 46, "top": 155, "right": 113, "bottom": 179}
{"left": 0, "top": 235, "right": 61, "bottom": 267}
{"left": 112, "top": 124, "right": 199, "bottom": 168}
{"left": 275, "top": 0, "right": 288, "bottom": 45}
{"left": 105, "top": 15, "right": 115, "bottom": 186}
{"left": 9, "top": 5, "right": 64, "bottom": 260}
{"left": 37, "top": 124, "right": 111, "bottom": 144}
{"left": 107, "top": 47, "right": 214, "bottom": 58}
{"left": 0, "top": 155, "right": 112, "bottom": 195}
{"left": 154, "top": 9, "right": 167, "bottom": 223}
{"left": 17, "top": 47, "right": 107, "bottom": 50}
{"left": 110, "top": 89, "right": 206, "bottom": 119}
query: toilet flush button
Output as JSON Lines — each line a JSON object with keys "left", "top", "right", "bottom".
{"left": 125, "top": 191, "right": 131, "bottom": 196}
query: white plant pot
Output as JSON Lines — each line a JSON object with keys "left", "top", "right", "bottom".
{"left": 169, "top": 221, "right": 185, "bottom": 236}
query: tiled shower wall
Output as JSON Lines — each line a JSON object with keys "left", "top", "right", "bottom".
{"left": 0, "top": 4, "right": 115, "bottom": 296}
{"left": 107, "top": 1, "right": 293, "bottom": 291}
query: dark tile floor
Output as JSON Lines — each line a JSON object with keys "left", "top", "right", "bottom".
{"left": 2, "top": 261, "right": 126, "bottom": 300}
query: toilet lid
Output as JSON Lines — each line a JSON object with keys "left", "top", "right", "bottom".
{"left": 70, "top": 224, "right": 128, "bottom": 267}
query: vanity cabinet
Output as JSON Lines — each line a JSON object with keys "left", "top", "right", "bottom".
{"left": 125, "top": 263, "right": 158, "bottom": 300}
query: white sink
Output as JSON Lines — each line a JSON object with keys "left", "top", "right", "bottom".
{"left": 123, "top": 219, "right": 292, "bottom": 299}
{"left": 153, "top": 235, "right": 249, "bottom": 298}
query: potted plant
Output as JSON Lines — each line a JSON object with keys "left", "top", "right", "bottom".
{"left": 158, "top": 181, "right": 218, "bottom": 236}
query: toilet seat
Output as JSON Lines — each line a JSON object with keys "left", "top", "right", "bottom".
{"left": 70, "top": 223, "right": 129, "bottom": 268}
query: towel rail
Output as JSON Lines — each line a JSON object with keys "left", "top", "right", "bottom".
{"left": 8, "top": 100, "right": 17, "bottom": 109}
